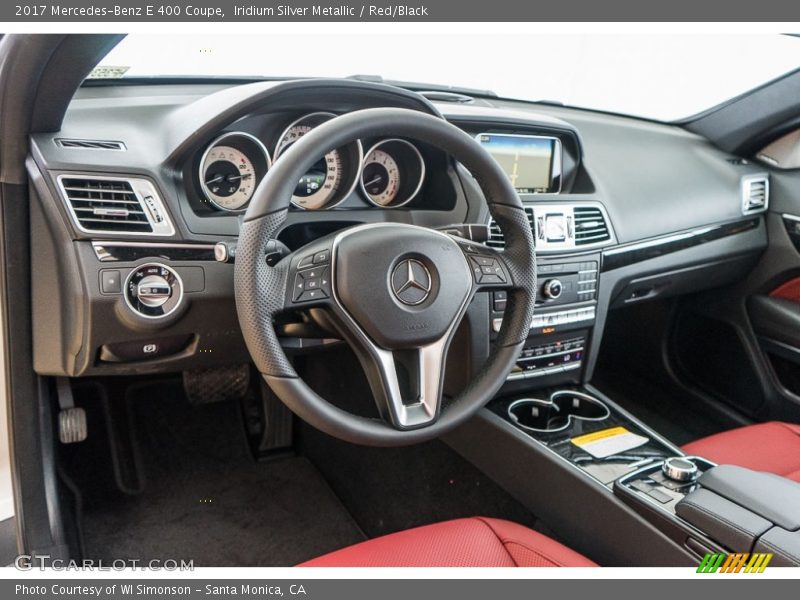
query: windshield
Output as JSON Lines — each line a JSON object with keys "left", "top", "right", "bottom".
{"left": 95, "top": 34, "right": 800, "bottom": 122}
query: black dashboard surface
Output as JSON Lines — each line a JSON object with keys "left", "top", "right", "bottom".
{"left": 26, "top": 78, "right": 770, "bottom": 377}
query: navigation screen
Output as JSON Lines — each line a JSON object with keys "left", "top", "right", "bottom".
{"left": 478, "top": 134, "right": 557, "bottom": 194}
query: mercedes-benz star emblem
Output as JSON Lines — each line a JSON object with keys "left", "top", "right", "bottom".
{"left": 391, "top": 259, "right": 432, "bottom": 306}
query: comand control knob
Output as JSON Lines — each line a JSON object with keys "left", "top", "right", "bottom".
{"left": 124, "top": 263, "right": 184, "bottom": 319}
{"left": 543, "top": 278, "right": 563, "bottom": 300}
{"left": 662, "top": 457, "right": 699, "bottom": 483}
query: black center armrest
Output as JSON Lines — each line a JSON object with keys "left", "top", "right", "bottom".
{"left": 697, "top": 465, "right": 800, "bottom": 531}
{"left": 675, "top": 488, "right": 772, "bottom": 551}
{"left": 675, "top": 465, "right": 800, "bottom": 565}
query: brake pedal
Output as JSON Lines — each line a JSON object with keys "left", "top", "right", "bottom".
{"left": 56, "top": 377, "right": 87, "bottom": 443}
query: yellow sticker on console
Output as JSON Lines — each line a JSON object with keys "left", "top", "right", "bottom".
{"left": 571, "top": 426, "right": 649, "bottom": 459}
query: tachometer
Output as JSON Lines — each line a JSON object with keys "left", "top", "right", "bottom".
{"left": 362, "top": 149, "right": 400, "bottom": 206}
{"left": 360, "top": 139, "right": 425, "bottom": 208}
{"left": 199, "top": 132, "right": 270, "bottom": 212}
{"left": 274, "top": 112, "right": 362, "bottom": 210}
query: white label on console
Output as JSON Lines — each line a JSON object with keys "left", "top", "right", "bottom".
{"left": 571, "top": 426, "right": 649, "bottom": 459}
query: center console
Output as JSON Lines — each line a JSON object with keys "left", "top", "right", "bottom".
{"left": 492, "top": 252, "right": 600, "bottom": 386}
{"left": 458, "top": 199, "right": 800, "bottom": 566}
{"left": 478, "top": 381, "right": 800, "bottom": 566}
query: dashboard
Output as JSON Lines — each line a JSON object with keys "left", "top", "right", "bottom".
{"left": 26, "top": 78, "right": 770, "bottom": 384}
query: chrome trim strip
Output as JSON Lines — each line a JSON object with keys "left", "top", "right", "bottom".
{"left": 603, "top": 226, "right": 716, "bottom": 257}
{"left": 91, "top": 241, "right": 217, "bottom": 262}
{"left": 55, "top": 138, "right": 126, "bottom": 151}
{"left": 92, "top": 241, "right": 217, "bottom": 249}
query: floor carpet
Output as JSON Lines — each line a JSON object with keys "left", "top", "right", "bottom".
{"left": 77, "top": 382, "right": 364, "bottom": 566}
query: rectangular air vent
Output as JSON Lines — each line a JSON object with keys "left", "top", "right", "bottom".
{"left": 56, "top": 138, "right": 126, "bottom": 151}
{"left": 573, "top": 206, "right": 611, "bottom": 246}
{"left": 488, "top": 204, "right": 612, "bottom": 251}
{"left": 741, "top": 174, "right": 769, "bottom": 215}
{"left": 57, "top": 175, "right": 174, "bottom": 236}
{"left": 487, "top": 206, "right": 535, "bottom": 249}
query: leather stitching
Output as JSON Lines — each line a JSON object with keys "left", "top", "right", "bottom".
{"left": 503, "top": 541, "right": 560, "bottom": 568}
{"left": 475, "top": 517, "right": 568, "bottom": 567}
{"left": 679, "top": 499, "right": 761, "bottom": 541}
{"left": 754, "top": 537, "right": 800, "bottom": 566}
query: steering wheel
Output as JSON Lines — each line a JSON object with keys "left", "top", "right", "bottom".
{"left": 235, "top": 108, "right": 536, "bottom": 446}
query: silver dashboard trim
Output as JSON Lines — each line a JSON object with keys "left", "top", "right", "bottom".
{"left": 122, "top": 262, "right": 185, "bottom": 321}
{"left": 487, "top": 201, "right": 615, "bottom": 253}
{"left": 91, "top": 241, "right": 217, "bottom": 262}
{"left": 740, "top": 173, "right": 769, "bottom": 216}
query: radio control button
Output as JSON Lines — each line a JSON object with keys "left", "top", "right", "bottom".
{"left": 543, "top": 279, "right": 563, "bottom": 299}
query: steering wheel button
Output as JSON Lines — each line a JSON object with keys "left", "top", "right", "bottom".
{"left": 296, "top": 288, "right": 329, "bottom": 303}
{"left": 298, "top": 255, "right": 314, "bottom": 268}
{"left": 304, "top": 278, "right": 320, "bottom": 290}
{"left": 313, "top": 250, "right": 330, "bottom": 264}
{"left": 293, "top": 275, "right": 306, "bottom": 301}
{"left": 479, "top": 274, "right": 503, "bottom": 285}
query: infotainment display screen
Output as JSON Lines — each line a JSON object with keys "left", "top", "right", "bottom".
{"left": 477, "top": 133, "right": 561, "bottom": 194}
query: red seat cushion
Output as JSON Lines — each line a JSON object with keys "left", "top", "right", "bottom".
{"left": 299, "top": 517, "right": 596, "bottom": 567}
{"left": 682, "top": 421, "right": 800, "bottom": 483}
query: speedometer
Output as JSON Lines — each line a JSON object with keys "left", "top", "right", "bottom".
{"left": 199, "top": 132, "right": 270, "bottom": 212}
{"left": 276, "top": 123, "right": 343, "bottom": 210}
{"left": 274, "top": 112, "right": 363, "bottom": 210}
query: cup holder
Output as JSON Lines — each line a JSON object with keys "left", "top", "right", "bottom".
{"left": 507, "top": 391, "right": 610, "bottom": 433}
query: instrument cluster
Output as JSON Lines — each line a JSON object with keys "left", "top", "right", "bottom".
{"left": 196, "top": 111, "right": 427, "bottom": 213}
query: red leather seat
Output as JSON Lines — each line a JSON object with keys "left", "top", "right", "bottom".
{"left": 300, "top": 517, "right": 596, "bottom": 567}
{"left": 682, "top": 421, "right": 800, "bottom": 482}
